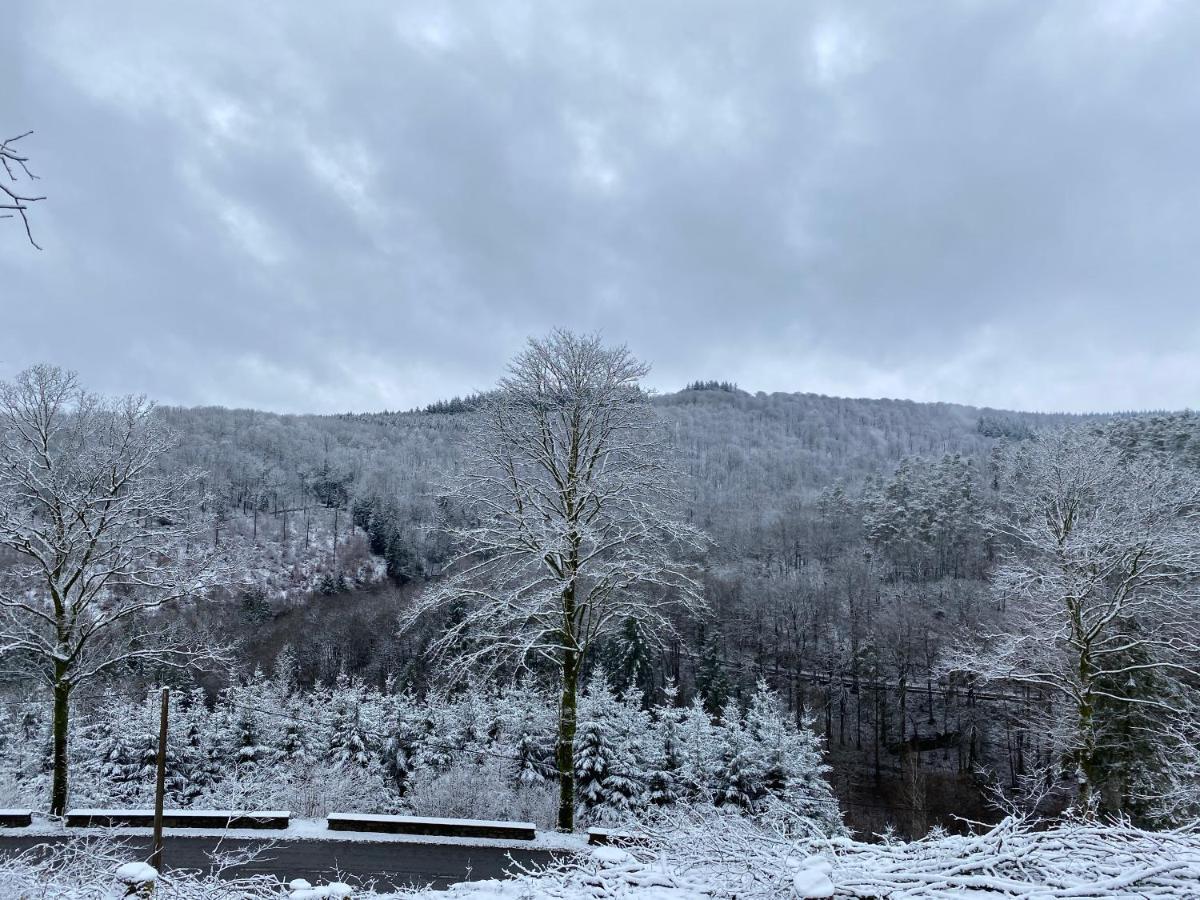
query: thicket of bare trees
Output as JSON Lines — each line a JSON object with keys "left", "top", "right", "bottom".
{"left": 0, "top": 366, "right": 224, "bottom": 813}
{"left": 949, "top": 428, "right": 1200, "bottom": 818}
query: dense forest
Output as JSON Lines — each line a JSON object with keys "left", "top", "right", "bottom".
{"left": 147, "top": 388, "right": 1117, "bottom": 829}
{"left": 3, "top": 367, "right": 1195, "bottom": 836}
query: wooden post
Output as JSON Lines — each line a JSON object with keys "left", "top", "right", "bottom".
{"left": 151, "top": 687, "right": 169, "bottom": 872}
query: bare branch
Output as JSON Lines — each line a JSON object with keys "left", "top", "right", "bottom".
{"left": 1, "top": 131, "right": 45, "bottom": 249}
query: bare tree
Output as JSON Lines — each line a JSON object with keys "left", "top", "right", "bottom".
{"left": 947, "top": 427, "right": 1200, "bottom": 814}
{"left": 0, "top": 365, "right": 227, "bottom": 815}
{"left": 1, "top": 132, "right": 44, "bottom": 249}
{"left": 402, "top": 331, "right": 707, "bottom": 831}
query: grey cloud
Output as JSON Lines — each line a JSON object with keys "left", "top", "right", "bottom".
{"left": 2, "top": 0, "right": 1198, "bottom": 412}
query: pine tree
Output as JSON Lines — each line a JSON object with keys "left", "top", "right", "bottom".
{"left": 336, "top": 713, "right": 372, "bottom": 769}
{"left": 647, "top": 682, "right": 685, "bottom": 805}
{"left": 676, "top": 696, "right": 719, "bottom": 799}
{"left": 607, "top": 618, "right": 656, "bottom": 700}
{"left": 382, "top": 694, "right": 425, "bottom": 792}
{"left": 575, "top": 676, "right": 620, "bottom": 810}
{"left": 714, "top": 701, "right": 761, "bottom": 810}
{"left": 326, "top": 673, "right": 376, "bottom": 770}
{"left": 695, "top": 628, "right": 731, "bottom": 715}
{"left": 500, "top": 684, "right": 554, "bottom": 787}
{"left": 175, "top": 689, "right": 218, "bottom": 803}
{"left": 601, "top": 690, "right": 650, "bottom": 817}
{"left": 744, "top": 681, "right": 842, "bottom": 830}
{"left": 275, "top": 720, "right": 310, "bottom": 765}
{"left": 234, "top": 709, "right": 264, "bottom": 767}
{"left": 91, "top": 695, "right": 142, "bottom": 793}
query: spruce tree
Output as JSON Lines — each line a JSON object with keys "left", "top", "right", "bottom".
{"left": 575, "top": 676, "right": 620, "bottom": 810}
{"left": 601, "top": 690, "right": 650, "bottom": 817}
{"left": 676, "top": 695, "right": 719, "bottom": 799}
{"left": 647, "top": 682, "right": 685, "bottom": 805}
{"left": 714, "top": 701, "right": 761, "bottom": 810}
{"left": 501, "top": 684, "right": 554, "bottom": 787}
{"left": 695, "top": 628, "right": 731, "bottom": 715}
{"left": 744, "top": 681, "right": 842, "bottom": 830}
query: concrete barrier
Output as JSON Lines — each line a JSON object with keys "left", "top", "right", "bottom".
{"left": 65, "top": 809, "right": 289, "bottom": 829}
{"left": 586, "top": 827, "right": 645, "bottom": 847}
{"left": 0, "top": 810, "right": 32, "bottom": 828}
{"left": 327, "top": 813, "right": 536, "bottom": 841}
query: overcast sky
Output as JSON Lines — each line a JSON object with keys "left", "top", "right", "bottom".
{"left": 3, "top": 1, "right": 1198, "bottom": 414}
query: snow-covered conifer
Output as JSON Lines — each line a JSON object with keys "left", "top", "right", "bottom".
{"left": 647, "top": 681, "right": 685, "bottom": 805}
{"left": 714, "top": 701, "right": 761, "bottom": 810}
{"left": 676, "top": 696, "right": 719, "bottom": 799}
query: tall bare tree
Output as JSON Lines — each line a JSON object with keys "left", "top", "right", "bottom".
{"left": 402, "top": 331, "right": 707, "bottom": 831}
{"left": 948, "top": 427, "right": 1200, "bottom": 814}
{"left": 1, "top": 132, "right": 44, "bottom": 249}
{"left": 0, "top": 365, "right": 225, "bottom": 814}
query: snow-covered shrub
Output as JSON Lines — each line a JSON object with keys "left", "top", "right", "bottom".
{"left": 403, "top": 758, "right": 557, "bottom": 828}
{"left": 0, "top": 768, "right": 42, "bottom": 809}
{"left": 195, "top": 759, "right": 397, "bottom": 819}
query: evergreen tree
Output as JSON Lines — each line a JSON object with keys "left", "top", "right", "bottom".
{"left": 94, "top": 696, "right": 143, "bottom": 791}
{"left": 606, "top": 618, "right": 657, "bottom": 701}
{"left": 175, "top": 689, "right": 218, "bottom": 803}
{"left": 676, "top": 696, "right": 719, "bottom": 799}
{"left": 326, "top": 674, "right": 376, "bottom": 770}
{"left": 695, "top": 628, "right": 731, "bottom": 715}
{"left": 382, "top": 694, "right": 425, "bottom": 792}
{"left": 647, "top": 682, "right": 685, "bottom": 805}
{"left": 500, "top": 684, "right": 555, "bottom": 787}
{"left": 234, "top": 708, "right": 264, "bottom": 767}
{"left": 575, "top": 676, "right": 620, "bottom": 811}
{"left": 713, "top": 701, "right": 761, "bottom": 810}
{"left": 275, "top": 719, "right": 310, "bottom": 765}
{"left": 744, "top": 681, "right": 841, "bottom": 829}
{"left": 600, "top": 689, "right": 650, "bottom": 817}
{"left": 335, "top": 713, "right": 372, "bottom": 769}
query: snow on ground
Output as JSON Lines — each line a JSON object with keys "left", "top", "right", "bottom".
{"left": 418, "top": 846, "right": 717, "bottom": 900}
{"left": 827, "top": 817, "right": 1200, "bottom": 898}
{"left": 4, "top": 813, "right": 1200, "bottom": 898}
{"left": 413, "top": 817, "right": 1200, "bottom": 900}
{"left": 620, "top": 809, "right": 1200, "bottom": 899}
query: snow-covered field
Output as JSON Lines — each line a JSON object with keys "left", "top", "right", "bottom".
{"left": 5, "top": 814, "right": 1199, "bottom": 899}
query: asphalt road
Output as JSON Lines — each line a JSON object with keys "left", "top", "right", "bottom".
{"left": 0, "top": 832, "right": 567, "bottom": 891}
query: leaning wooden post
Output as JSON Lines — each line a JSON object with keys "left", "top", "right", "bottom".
{"left": 151, "top": 687, "right": 169, "bottom": 872}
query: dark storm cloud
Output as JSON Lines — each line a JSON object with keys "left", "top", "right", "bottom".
{"left": 2, "top": 1, "right": 1197, "bottom": 412}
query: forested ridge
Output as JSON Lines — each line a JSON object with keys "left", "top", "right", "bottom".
{"left": 3, "top": 372, "right": 1194, "bottom": 835}
{"left": 139, "top": 386, "right": 1138, "bottom": 832}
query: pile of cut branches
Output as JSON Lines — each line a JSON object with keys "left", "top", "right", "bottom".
{"left": 630, "top": 805, "right": 1200, "bottom": 899}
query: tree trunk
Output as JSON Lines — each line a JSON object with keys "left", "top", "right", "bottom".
{"left": 1074, "top": 612, "right": 1098, "bottom": 815}
{"left": 1076, "top": 688, "right": 1098, "bottom": 813}
{"left": 50, "top": 676, "right": 71, "bottom": 817}
{"left": 556, "top": 648, "right": 579, "bottom": 832}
